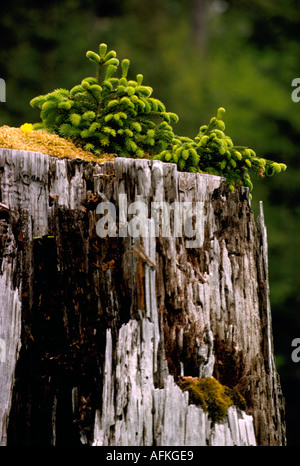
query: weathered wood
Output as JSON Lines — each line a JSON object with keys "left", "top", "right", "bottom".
{"left": 0, "top": 148, "right": 286, "bottom": 446}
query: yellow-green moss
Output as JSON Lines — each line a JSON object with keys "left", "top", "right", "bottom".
{"left": 0, "top": 125, "right": 115, "bottom": 163}
{"left": 178, "top": 376, "right": 246, "bottom": 424}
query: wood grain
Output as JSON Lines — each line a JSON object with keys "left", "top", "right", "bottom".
{"left": 0, "top": 149, "right": 286, "bottom": 445}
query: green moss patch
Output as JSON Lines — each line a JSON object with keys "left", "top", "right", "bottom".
{"left": 178, "top": 376, "right": 246, "bottom": 424}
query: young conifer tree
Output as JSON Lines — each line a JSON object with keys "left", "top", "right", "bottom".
{"left": 30, "top": 43, "right": 286, "bottom": 198}
{"left": 155, "top": 106, "right": 287, "bottom": 199}
{"left": 30, "top": 43, "right": 178, "bottom": 158}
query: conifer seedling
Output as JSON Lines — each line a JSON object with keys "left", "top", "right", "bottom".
{"left": 30, "top": 43, "right": 287, "bottom": 198}
{"left": 30, "top": 43, "right": 178, "bottom": 158}
{"left": 155, "top": 106, "right": 287, "bottom": 199}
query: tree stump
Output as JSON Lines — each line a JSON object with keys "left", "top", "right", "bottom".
{"left": 0, "top": 148, "right": 286, "bottom": 446}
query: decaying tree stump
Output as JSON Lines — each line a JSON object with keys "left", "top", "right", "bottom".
{"left": 0, "top": 148, "right": 286, "bottom": 446}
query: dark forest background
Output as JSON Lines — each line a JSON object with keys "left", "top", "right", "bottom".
{"left": 1, "top": 0, "right": 300, "bottom": 446}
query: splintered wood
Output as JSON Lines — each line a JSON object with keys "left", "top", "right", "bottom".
{"left": 0, "top": 148, "right": 286, "bottom": 446}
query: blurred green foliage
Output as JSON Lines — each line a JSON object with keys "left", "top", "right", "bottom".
{"left": 1, "top": 0, "right": 300, "bottom": 444}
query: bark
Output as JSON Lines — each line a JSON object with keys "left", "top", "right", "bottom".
{"left": 0, "top": 148, "right": 286, "bottom": 446}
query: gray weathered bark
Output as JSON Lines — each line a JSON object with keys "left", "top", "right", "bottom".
{"left": 0, "top": 148, "right": 286, "bottom": 446}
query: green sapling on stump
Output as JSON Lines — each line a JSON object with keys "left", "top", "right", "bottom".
{"left": 30, "top": 43, "right": 287, "bottom": 199}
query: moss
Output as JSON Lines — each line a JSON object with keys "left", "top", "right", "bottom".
{"left": 178, "top": 376, "right": 246, "bottom": 424}
{"left": 0, "top": 125, "right": 115, "bottom": 163}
